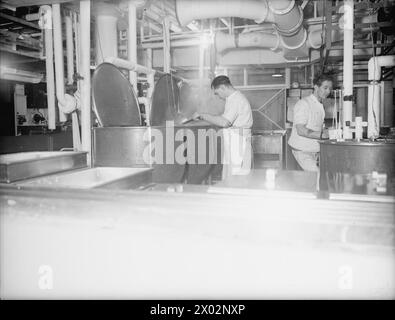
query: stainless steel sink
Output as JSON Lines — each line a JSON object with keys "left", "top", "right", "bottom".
{"left": 0, "top": 151, "right": 87, "bottom": 183}
{"left": 17, "top": 167, "right": 153, "bottom": 190}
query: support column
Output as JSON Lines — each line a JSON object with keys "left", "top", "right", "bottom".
{"left": 342, "top": 0, "right": 354, "bottom": 138}
{"left": 52, "top": 3, "right": 67, "bottom": 122}
{"left": 40, "top": 6, "right": 56, "bottom": 130}
{"left": 80, "top": 0, "right": 91, "bottom": 165}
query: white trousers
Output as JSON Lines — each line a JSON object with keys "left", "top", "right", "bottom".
{"left": 292, "top": 149, "right": 319, "bottom": 172}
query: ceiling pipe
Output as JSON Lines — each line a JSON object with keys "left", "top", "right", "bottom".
{"left": 176, "top": 0, "right": 307, "bottom": 57}
{"left": 367, "top": 55, "right": 395, "bottom": 138}
{"left": 215, "top": 27, "right": 333, "bottom": 54}
{"left": 65, "top": 13, "right": 74, "bottom": 85}
{"left": 267, "top": 0, "right": 306, "bottom": 50}
{"left": 39, "top": 5, "right": 56, "bottom": 130}
{"left": 215, "top": 31, "right": 280, "bottom": 52}
{"left": 175, "top": 0, "right": 271, "bottom": 26}
{"left": 52, "top": 3, "right": 76, "bottom": 121}
{"left": 104, "top": 57, "right": 155, "bottom": 75}
{"left": 368, "top": 56, "right": 395, "bottom": 81}
{"left": 308, "top": 28, "right": 342, "bottom": 50}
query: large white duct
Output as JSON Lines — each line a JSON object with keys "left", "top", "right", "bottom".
{"left": 94, "top": 2, "right": 119, "bottom": 65}
{"left": 215, "top": 27, "right": 341, "bottom": 54}
{"left": 176, "top": 0, "right": 271, "bottom": 25}
{"left": 267, "top": 0, "right": 306, "bottom": 50}
{"left": 39, "top": 5, "right": 56, "bottom": 130}
{"left": 367, "top": 55, "right": 395, "bottom": 138}
{"left": 176, "top": 0, "right": 307, "bottom": 53}
{"left": 215, "top": 31, "right": 280, "bottom": 52}
{"left": 307, "top": 28, "right": 343, "bottom": 50}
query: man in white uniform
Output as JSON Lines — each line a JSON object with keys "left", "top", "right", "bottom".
{"left": 193, "top": 75, "right": 253, "bottom": 179}
{"left": 288, "top": 73, "right": 333, "bottom": 172}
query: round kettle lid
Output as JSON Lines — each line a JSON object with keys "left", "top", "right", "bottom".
{"left": 150, "top": 73, "right": 200, "bottom": 126}
{"left": 150, "top": 73, "right": 180, "bottom": 126}
{"left": 92, "top": 63, "right": 141, "bottom": 127}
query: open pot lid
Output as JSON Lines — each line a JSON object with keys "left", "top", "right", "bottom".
{"left": 92, "top": 63, "right": 141, "bottom": 127}
{"left": 150, "top": 73, "right": 200, "bottom": 126}
{"left": 150, "top": 73, "right": 180, "bottom": 126}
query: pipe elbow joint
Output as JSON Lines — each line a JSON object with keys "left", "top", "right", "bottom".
{"left": 58, "top": 94, "right": 77, "bottom": 114}
{"left": 368, "top": 55, "right": 395, "bottom": 81}
{"left": 38, "top": 5, "right": 52, "bottom": 30}
{"left": 268, "top": 0, "right": 295, "bottom": 15}
{"left": 273, "top": 5, "right": 304, "bottom": 37}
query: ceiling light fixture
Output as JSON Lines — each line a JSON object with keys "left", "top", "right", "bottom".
{"left": 272, "top": 69, "right": 283, "bottom": 78}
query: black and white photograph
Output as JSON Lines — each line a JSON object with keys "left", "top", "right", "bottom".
{"left": 0, "top": 0, "right": 394, "bottom": 306}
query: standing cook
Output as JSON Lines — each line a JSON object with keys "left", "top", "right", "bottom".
{"left": 288, "top": 73, "right": 333, "bottom": 172}
{"left": 193, "top": 75, "right": 253, "bottom": 179}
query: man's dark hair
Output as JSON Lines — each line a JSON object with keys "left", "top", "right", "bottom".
{"left": 211, "top": 75, "right": 232, "bottom": 89}
{"left": 313, "top": 73, "right": 334, "bottom": 87}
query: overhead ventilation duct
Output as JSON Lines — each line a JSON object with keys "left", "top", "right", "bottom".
{"left": 93, "top": 2, "right": 119, "bottom": 64}
{"left": 266, "top": 0, "right": 306, "bottom": 51}
{"left": 175, "top": 0, "right": 270, "bottom": 25}
{"left": 176, "top": 0, "right": 308, "bottom": 59}
{"left": 215, "top": 27, "right": 342, "bottom": 54}
{"left": 215, "top": 31, "right": 280, "bottom": 53}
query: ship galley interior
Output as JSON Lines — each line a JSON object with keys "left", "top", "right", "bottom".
{"left": 0, "top": 0, "right": 394, "bottom": 299}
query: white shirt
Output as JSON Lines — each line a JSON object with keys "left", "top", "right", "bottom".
{"left": 288, "top": 94, "right": 325, "bottom": 153}
{"left": 222, "top": 91, "right": 253, "bottom": 129}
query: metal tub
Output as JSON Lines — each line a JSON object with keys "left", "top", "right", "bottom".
{"left": 319, "top": 140, "right": 395, "bottom": 193}
{"left": 319, "top": 140, "right": 395, "bottom": 176}
{"left": 18, "top": 167, "right": 153, "bottom": 190}
{"left": 93, "top": 125, "right": 222, "bottom": 184}
{"left": 0, "top": 151, "right": 87, "bottom": 183}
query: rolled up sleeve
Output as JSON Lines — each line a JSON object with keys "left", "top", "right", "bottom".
{"left": 222, "top": 105, "right": 238, "bottom": 125}
{"left": 293, "top": 100, "right": 309, "bottom": 125}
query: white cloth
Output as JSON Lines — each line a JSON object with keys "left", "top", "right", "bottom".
{"left": 221, "top": 91, "right": 253, "bottom": 179}
{"left": 288, "top": 94, "right": 325, "bottom": 153}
